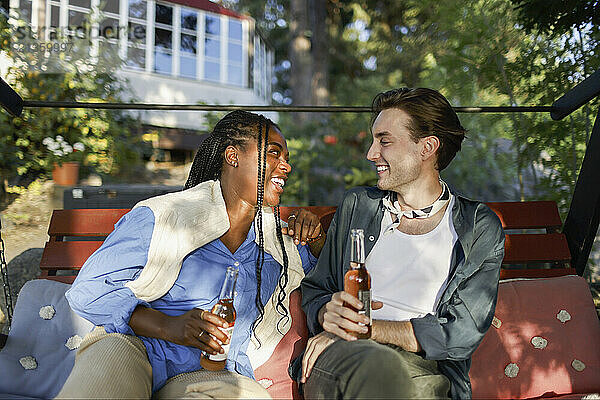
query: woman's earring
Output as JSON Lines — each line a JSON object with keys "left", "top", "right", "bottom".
{"left": 233, "top": 161, "right": 238, "bottom": 167}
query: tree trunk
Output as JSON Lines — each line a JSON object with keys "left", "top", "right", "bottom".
{"left": 309, "top": 0, "right": 329, "bottom": 123}
{"left": 289, "top": 0, "right": 312, "bottom": 125}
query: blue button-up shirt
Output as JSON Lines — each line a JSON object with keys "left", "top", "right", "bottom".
{"left": 66, "top": 206, "right": 317, "bottom": 392}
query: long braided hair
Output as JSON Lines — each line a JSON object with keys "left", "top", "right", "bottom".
{"left": 184, "top": 110, "right": 291, "bottom": 340}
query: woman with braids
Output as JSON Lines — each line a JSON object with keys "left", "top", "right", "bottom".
{"left": 58, "top": 111, "right": 325, "bottom": 399}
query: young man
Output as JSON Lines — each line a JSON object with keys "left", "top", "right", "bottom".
{"left": 292, "top": 88, "right": 505, "bottom": 399}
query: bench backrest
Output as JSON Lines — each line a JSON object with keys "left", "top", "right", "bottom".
{"left": 39, "top": 201, "right": 576, "bottom": 282}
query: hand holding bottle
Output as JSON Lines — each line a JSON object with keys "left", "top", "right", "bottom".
{"left": 162, "top": 308, "right": 230, "bottom": 355}
{"left": 318, "top": 292, "right": 383, "bottom": 341}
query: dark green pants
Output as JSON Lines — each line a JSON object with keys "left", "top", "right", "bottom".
{"left": 303, "top": 339, "right": 450, "bottom": 399}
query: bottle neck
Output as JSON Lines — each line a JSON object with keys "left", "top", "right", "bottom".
{"left": 219, "top": 268, "right": 238, "bottom": 300}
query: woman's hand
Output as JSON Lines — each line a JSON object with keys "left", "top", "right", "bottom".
{"left": 164, "top": 309, "right": 231, "bottom": 355}
{"left": 129, "top": 306, "right": 230, "bottom": 355}
{"left": 281, "top": 209, "right": 326, "bottom": 256}
{"left": 282, "top": 209, "right": 322, "bottom": 245}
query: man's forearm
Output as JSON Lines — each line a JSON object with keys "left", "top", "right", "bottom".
{"left": 371, "top": 319, "right": 422, "bottom": 352}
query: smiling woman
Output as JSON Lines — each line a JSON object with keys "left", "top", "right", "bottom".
{"left": 56, "top": 110, "right": 325, "bottom": 399}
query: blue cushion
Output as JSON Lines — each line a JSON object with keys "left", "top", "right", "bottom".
{"left": 0, "top": 280, "right": 93, "bottom": 398}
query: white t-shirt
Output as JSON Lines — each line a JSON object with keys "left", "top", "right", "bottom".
{"left": 366, "top": 196, "right": 458, "bottom": 321}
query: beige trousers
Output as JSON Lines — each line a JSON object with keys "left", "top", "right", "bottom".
{"left": 56, "top": 327, "right": 272, "bottom": 399}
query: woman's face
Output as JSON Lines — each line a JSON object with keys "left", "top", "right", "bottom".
{"left": 233, "top": 126, "right": 291, "bottom": 207}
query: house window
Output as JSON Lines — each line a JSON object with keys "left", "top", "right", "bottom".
{"left": 99, "top": 0, "right": 119, "bottom": 15}
{"left": 126, "top": 0, "right": 146, "bottom": 69}
{"left": 180, "top": 8, "right": 197, "bottom": 79}
{"left": 204, "top": 13, "right": 220, "bottom": 82}
{"left": 154, "top": 2, "right": 173, "bottom": 74}
{"left": 18, "top": 0, "right": 32, "bottom": 23}
{"left": 66, "top": 0, "right": 91, "bottom": 39}
{"left": 227, "top": 18, "right": 243, "bottom": 86}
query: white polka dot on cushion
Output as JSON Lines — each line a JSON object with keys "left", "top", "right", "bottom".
{"left": 65, "top": 335, "right": 83, "bottom": 350}
{"left": 531, "top": 336, "right": 548, "bottom": 349}
{"left": 19, "top": 356, "right": 38, "bottom": 370}
{"left": 556, "top": 309, "right": 571, "bottom": 323}
{"left": 572, "top": 359, "right": 586, "bottom": 372}
{"left": 257, "top": 378, "right": 273, "bottom": 389}
{"left": 504, "top": 363, "right": 519, "bottom": 378}
{"left": 39, "top": 305, "right": 56, "bottom": 320}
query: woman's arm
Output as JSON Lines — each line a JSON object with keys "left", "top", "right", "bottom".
{"left": 129, "top": 306, "right": 229, "bottom": 355}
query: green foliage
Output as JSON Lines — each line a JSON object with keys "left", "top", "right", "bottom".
{"left": 0, "top": 13, "right": 143, "bottom": 184}
{"left": 236, "top": 0, "right": 598, "bottom": 218}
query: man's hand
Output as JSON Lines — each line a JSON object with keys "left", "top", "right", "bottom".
{"left": 319, "top": 291, "right": 383, "bottom": 341}
{"left": 301, "top": 331, "right": 339, "bottom": 383}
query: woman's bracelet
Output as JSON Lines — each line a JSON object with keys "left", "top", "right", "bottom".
{"left": 306, "top": 228, "right": 324, "bottom": 243}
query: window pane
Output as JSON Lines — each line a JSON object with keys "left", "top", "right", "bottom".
{"left": 50, "top": 5, "right": 60, "bottom": 27}
{"left": 228, "top": 42, "right": 242, "bottom": 64}
{"left": 155, "top": 3, "right": 172, "bottom": 25}
{"left": 100, "top": 17, "right": 119, "bottom": 39}
{"left": 69, "top": 0, "right": 91, "bottom": 8}
{"left": 126, "top": 46, "right": 145, "bottom": 69}
{"left": 205, "top": 37, "right": 220, "bottom": 58}
{"left": 205, "top": 15, "right": 220, "bottom": 35}
{"left": 154, "top": 50, "right": 172, "bottom": 74}
{"left": 181, "top": 9, "right": 197, "bottom": 31}
{"left": 205, "top": 60, "right": 220, "bottom": 81}
{"left": 180, "top": 56, "right": 196, "bottom": 78}
{"left": 18, "top": 0, "right": 32, "bottom": 22}
{"left": 228, "top": 64, "right": 243, "bottom": 86}
{"left": 155, "top": 28, "right": 172, "bottom": 50}
{"left": 100, "top": 0, "right": 119, "bottom": 15}
{"left": 180, "top": 33, "right": 196, "bottom": 54}
{"left": 128, "top": 22, "right": 146, "bottom": 44}
{"left": 68, "top": 10, "right": 87, "bottom": 27}
{"left": 128, "top": 0, "right": 146, "bottom": 19}
{"left": 229, "top": 20, "right": 242, "bottom": 41}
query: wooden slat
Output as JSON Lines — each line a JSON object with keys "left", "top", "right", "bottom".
{"left": 503, "top": 233, "right": 571, "bottom": 264}
{"left": 40, "top": 241, "right": 104, "bottom": 270}
{"left": 48, "top": 209, "right": 130, "bottom": 238}
{"left": 486, "top": 201, "right": 562, "bottom": 231}
{"left": 500, "top": 268, "right": 576, "bottom": 279}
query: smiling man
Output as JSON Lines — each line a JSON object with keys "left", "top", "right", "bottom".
{"left": 292, "top": 88, "right": 505, "bottom": 399}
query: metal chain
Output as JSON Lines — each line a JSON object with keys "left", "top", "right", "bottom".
{"left": 0, "top": 215, "right": 13, "bottom": 327}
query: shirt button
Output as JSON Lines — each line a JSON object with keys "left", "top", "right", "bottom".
{"left": 368, "top": 235, "right": 375, "bottom": 241}
{"left": 233, "top": 261, "right": 240, "bottom": 267}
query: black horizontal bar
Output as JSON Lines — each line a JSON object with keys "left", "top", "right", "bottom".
{"left": 0, "top": 77, "right": 24, "bottom": 117}
{"left": 20, "top": 101, "right": 554, "bottom": 113}
{"left": 551, "top": 69, "right": 600, "bottom": 121}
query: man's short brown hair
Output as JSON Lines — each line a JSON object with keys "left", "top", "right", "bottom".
{"left": 371, "top": 88, "right": 466, "bottom": 171}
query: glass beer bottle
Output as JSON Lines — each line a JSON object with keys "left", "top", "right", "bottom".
{"left": 343, "top": 228, "right": 372, "bottom": 339}
{"left": 200, "top": 266, "right": 238, "bottom": 371}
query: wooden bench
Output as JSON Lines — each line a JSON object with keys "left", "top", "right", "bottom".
{"left": 16, "top": 200, "right": 599, "bottom": 399}
{"left": 39, "top": 201, "right": 575, "bottom": 283}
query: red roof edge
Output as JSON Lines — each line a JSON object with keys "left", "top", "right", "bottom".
{"left": 162, "top": 0, "right": 249, "bottom": 20}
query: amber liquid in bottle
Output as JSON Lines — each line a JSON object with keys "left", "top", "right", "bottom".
{"left": 343, "top": 229, "right": 372, "bottom": 339}
{"left": 200, "top": 267, "right": 238, "bottom": 371}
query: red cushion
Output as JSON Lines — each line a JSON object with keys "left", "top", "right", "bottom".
{"left": 253, "top": 289, "right": 308, "bottom": 399}
{"left": 470, "top": 276, "right": 600, "bottom": 399}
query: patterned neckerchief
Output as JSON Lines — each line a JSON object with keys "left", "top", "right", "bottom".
{"left": 382, "top": 180, "right": 451, "bottom": 222}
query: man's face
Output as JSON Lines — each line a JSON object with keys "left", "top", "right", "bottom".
{"left": 366, "top": 108, "right": 423, "bottom": 192}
